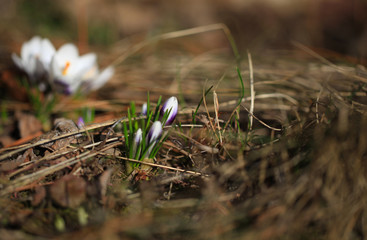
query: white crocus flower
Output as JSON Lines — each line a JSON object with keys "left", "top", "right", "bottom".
{"left": 50, "top": 43, "right": 96, "bottom": 94}
{"left": 12, "top": 36, "right": 56, "bottom": 83}
{"left": 81, "top": 64, "right": 114, "bottom": 92}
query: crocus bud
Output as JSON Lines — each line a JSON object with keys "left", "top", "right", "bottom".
{"left": 160, "top": 96, "right": 178, "bottom": 125}
{"left": 141, "top": 103, "right": 147, "bottom": 116}
{"left": 77, "top": 117, "right": 85, "bottom": 128}
{"left": 147, "top": 121, "right": 163, "bottom": 144}
{"left": 134, "top": 128, "right": 143, "bottom": 145}
{"left": 132, "top": 128, "right": 143, "bottom": 159}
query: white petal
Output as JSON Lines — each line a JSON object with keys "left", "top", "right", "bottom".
{"left": 25, "top": 57, "right": 37, "bottom": 75}
{"left": 82, "top": 64, "right": 99, "bottom": 82}
{"left": 69, "top": 53, "right": 96, "bottom": 78}
{"left": 40, "top": 38, "right": 56, "bottom": 69}
{"left": 11, "top": 53, "right": 24, "bottom": 70}
{"left": 50, "top": 54, "right": 62, "bottom": 78}
{"left": 56, "top": 43, "right": 79, "bottom": 63}
{"left": 21, "top": 36, "right": 42, "bottom": 62}
{"left": 147, "top": 121, "right": 163, "bottom": 144}
{"left": 90, "top": 66, "right": 114, "bottom": 90}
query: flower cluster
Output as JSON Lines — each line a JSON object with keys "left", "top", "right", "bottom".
{"left": 12, "top": 36, "right": 114, "bottom": 95}
{"left": 128, "top": 96, "right": 178, "bottom": 161}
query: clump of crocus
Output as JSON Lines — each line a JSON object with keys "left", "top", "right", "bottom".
{"left": 123, "top": 96, "right": 178, "bottom": 165}
{"left": 12, "top": 36, "right": 114, "bottom": 95}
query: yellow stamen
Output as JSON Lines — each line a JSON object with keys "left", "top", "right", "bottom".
{"left": 62, "top": 61, "right": 71, "bottom": 76}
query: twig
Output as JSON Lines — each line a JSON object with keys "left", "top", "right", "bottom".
{"left": 247, "top": 51, "right": 255, "bottom": 130}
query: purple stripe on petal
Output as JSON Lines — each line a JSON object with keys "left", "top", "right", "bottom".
{"left": 147, "top": 121, "right": 162, "bottom": 144}
{"left": 160, "top": 96, "right": 178, "bottom": 125}
{"left": 134, "top": 128, "right": 143, "bottom": 145}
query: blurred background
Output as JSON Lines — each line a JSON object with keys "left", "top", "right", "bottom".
{"left": 1, "top": 0, "right": 367, "bottom": 103}
{"left": 1, "top": 0, "right": 367, "bottom": 55}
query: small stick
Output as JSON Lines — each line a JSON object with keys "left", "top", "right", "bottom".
{"left": 213, "top": 91, "right": 223, "bottom": 144}
{"left": 316, "top": 88, "right": 323, "bottom": 124}
{"left": 247, "top": 51, "right": 255, "bottom": 130}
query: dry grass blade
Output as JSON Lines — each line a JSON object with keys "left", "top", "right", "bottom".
{"left": 213, "top": 91, "right": 223, "bottom": 144}
{"left": 292, "top": 41, "right": 367, "bottom": 83}
{"left": 99, "top": 153, "right": 209, "bottom": 177}
{"left": 111, "top": 23, "right": 240, "bottom": 67}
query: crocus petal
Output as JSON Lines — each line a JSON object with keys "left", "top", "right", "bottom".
{"left": 11, "top": 53, "right": 24, "bottom": 70}
{"left": 147, "top": 121, "right": 163, "bottom": 144}
{"left": 69, "top": 53, "right": 97, "bottom": 78}
{"left": 77, "top": 117, "right": 85, "bottom": 128}
{"left": 21, "top": 36, "right": 41, "bottom": 62}
{"left": 89, "top": 66, "right": 114, "bottom": 91}
{"left": 56, "top": 44, "right": 79, "bottom": 63}
{"left": 160, "top": 96, "right": 178, "bottom": 125}
{"left": 40, "top": 38, "right": 56, "bottom": 69}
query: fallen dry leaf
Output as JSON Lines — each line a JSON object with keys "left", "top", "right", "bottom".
{"left": 50, "top": 175, "right": 87, "bottom": 208}
{"left": 32, "top": 185, "right": 46, "bottom": 206}
{"left": 15, "top": 111, "right": 43, "bottom": 139}
{"left": 0, "top": 148, "right": 36, "bottom": 172}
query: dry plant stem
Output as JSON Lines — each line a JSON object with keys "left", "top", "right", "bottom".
{"left": 213, "top": 91, "right": 223, "bottom": 144}
{"left": 99, "top": 153, "right": 209, "bottom": 177}
{"left": 316, "top": 88, "right": 323, "bottom": 124}
{"left": 247, "top": 51, "right": 255, "bottom": 130}
{"left": 180, "top": 93, "right": 299, "bottom": 116}
{"left": 202, "top": 81, "right": 215, "bottom": 131}
{"left": 111, "top": 23, "right": 240, "bottom": 67}
{"left": 240, "top": 105, "right": 282, "bottom": 131}
{"left": 172, "top": 130, "right": 219, "bottom": 154}
{"left": 202, "top": 82, "right": 220, "bottom": 143}
{"left": 162, "top": 141, "right": 193, "bottom": 159}
{"left": 166, "top": 171, "right": 179, "bottom": 200}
